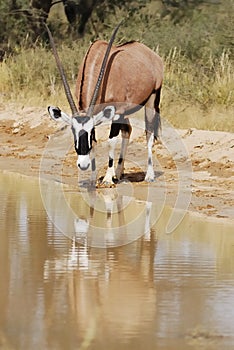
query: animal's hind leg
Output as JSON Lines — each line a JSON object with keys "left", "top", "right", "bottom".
{"left": 115, "top": 118, "right": 132, "bottom": 180}
{"left": 144, "top": 89, "right": 161, "bottom": 182}
{"left": 144, "top": 130, "right": 155, "bottom": 182}
{"left": 145, "top": 88, "right": 161, "bottom": 140}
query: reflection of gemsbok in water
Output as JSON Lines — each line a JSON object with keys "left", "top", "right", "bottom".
{"left": 42, "top": 183, "right": 157, "bottom": 346}
{"left": 40, "top": 180, "right": 155, "bottom": 248}
{"left": 73, "top": 188, "right": 153, "bottom": 248}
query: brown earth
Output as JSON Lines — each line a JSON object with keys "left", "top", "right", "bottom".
{"left": 0, "top": 103, "right": 233, "bottom": 222}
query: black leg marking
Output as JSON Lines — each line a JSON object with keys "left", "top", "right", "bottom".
{"left": 154, "top": 112, "right": 161, "bottom": 140}
{"left": 148, "top": 157, "right": 152, "bottom": 166}
{"left": 109, "top": 157, "right": 113, "bottom": 168}
{"left": 91, "top": 158, "right": 96, "bottom": 172}
{"left": 154, "top": 87, "right": 161, "bottom": 114}
{"left": 109, "top": 121, "right": 121, "bottom": 139}
{"left": 109, "top": 114, "right": 132, "bottom": 139}
{"left": 121, "top": 122, "right": 132, "bottom": 134}
{"left": 154, "top": 87, "right": 161, "bottom": 140}
{"left": 90, "top": 206, "right": 94, "bottom": 217}
{"left": 118, "top": 157, "right": 123, "bottom": 165}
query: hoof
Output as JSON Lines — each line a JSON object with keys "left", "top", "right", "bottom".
{"left": 144, "top": 170, "right": 155, "bottom": 183}
{"left": 89, "top": 180, "right": 97, "bottom": 188}
{"left": 115, "top": 172, "right": 123, "bottom": 181}
{"left": 118, "top": 175, "right": 129, "bottom": 184}
{"left": 96, "top": 178, "right": 116, "bottom": 188}
{"left": 99, "top": 181, "right": 116, "bottom": 188}
{"left": 144, "top": 176, "right": 155, "bottom": 183}
{"left": 112, "top": 175, "right": 122, "bottom": 183}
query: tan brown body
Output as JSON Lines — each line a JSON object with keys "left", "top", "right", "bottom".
{"left": 76, "top": 40, "right": 163, "bottom": 115}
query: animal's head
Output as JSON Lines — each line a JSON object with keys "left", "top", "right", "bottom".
{"left": 48, "top": 105, "right": 115, "bottom": 170}
{"left": 45, "top": 22, "right": 121, "bottom": 171}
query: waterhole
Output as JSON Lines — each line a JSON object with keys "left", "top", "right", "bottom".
{"left": 0, "top": 172, "right": 234, "bottom": 349}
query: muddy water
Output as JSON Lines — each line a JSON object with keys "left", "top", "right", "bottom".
{"left": 0, "top": 172, "right": 234, "bottom": 350}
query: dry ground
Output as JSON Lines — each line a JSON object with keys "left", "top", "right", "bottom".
{"left": 0, "top": 103, "right": 233, "bottom": 222}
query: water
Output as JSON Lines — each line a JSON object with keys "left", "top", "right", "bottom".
{"left": 0, "top": 172, "right": 234, "bottom": 349}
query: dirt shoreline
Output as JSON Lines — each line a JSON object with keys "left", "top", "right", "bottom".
{"left": 0, "top": 105, "right": 233, "bottom": 222}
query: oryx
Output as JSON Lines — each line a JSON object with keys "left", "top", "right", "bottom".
{"left": 46, "top": 22, "right": 163, "bottom": 186}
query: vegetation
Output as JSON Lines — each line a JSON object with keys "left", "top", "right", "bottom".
{"left": 0, "top": 0, "right": 233, "bottom": 131}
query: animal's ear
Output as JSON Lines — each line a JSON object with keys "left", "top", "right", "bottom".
{"left": 93, "top": 106, "right": 116, "bottom": 126}
{"left": 48, "top": 106, "right": 72, "bottom": 125}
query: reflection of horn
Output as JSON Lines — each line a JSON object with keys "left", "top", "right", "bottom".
{"left": 87, "top": 20, "right": 123, "bottom": 117}
{"left": 45, "top": 23, "right": 78, "bottom": 116}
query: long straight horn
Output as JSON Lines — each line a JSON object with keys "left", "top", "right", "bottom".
{"left": 87, "top": 20, "right": 123, "bottom": 117}
{"left": 45, "top": 23, "right": 78, "bottom": 116}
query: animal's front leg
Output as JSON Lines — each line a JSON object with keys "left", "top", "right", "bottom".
{"left": 90, "top": 147, "right": 97, "bottom": 187}
{"left": 115, "top": 119, "right": 132, "bottom": 180}
{"left": 101, "top": 136, "right": 118, "bottom": 187}
{"left": 115, "top": 137, "right": 128, "bottom": 180}
{"left": 144, "top": 131, "right": 155, "bottom": 182}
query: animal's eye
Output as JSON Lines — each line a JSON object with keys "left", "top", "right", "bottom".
{"left": 103, "top": 108, "right": 112, "bottom": 119}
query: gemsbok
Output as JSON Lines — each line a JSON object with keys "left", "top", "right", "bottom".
{"left": 46, "top": 22, "right": 163, "bottom": 186}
